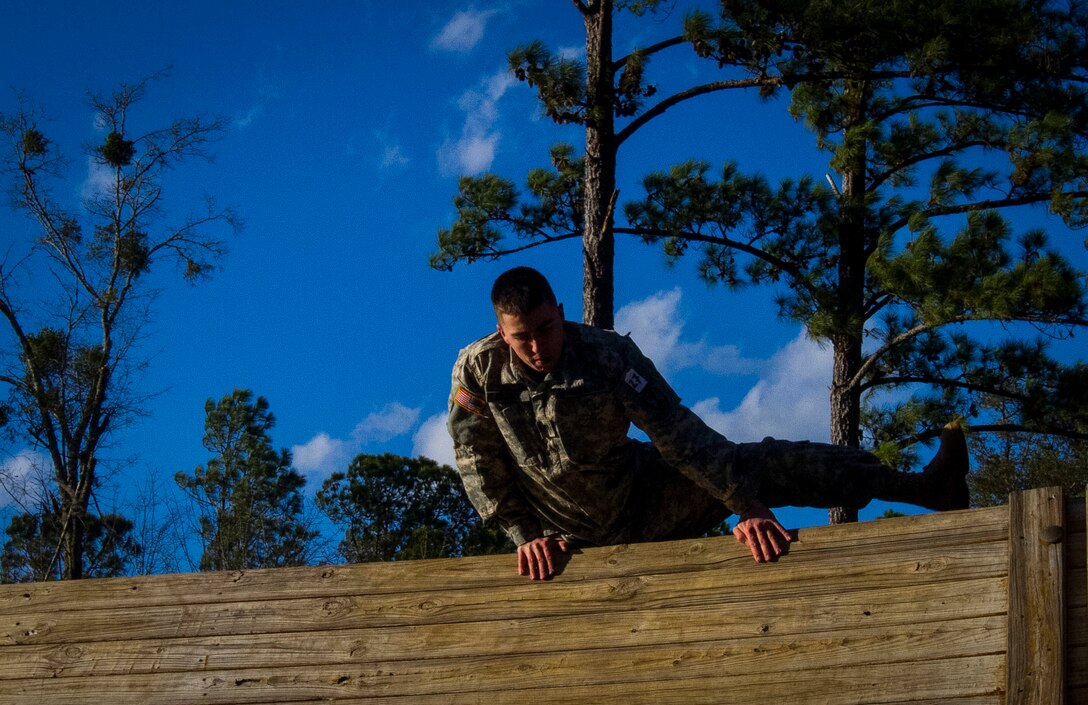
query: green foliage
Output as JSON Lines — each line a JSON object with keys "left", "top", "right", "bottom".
{"left": 315, "top": 453, "right": 512, "bottom": 563}
{"left": 507, "top": 17, "right": 661, "bottom": 125}
{"left": 20, "top": 128, "right": 47, "bottom": 156}
{"left": 96, "top": 131, "right": 135, "bottom": 167}
{"left": 509, "top": 41, "right": 586, "bottom": 125}
{"left": 432, "top": 145, "right": 585, "bottom": 271}
{"left": 626, "top": 0, "right": 1088, "bottom": 454}
{"left": 869, "top": 219, "right": 1085, "bottom": 325}
{"left": 1, "top": 507, "right": 140, "bottom": 583}
{"left": 434, "top": 0, "right": 1088, "bottom": 464}
{"left": 969, "top": 433, "right": 1088, "bottom": 507}
{"left": 625, "top": 160, "right": 838, "bottom": 290}
{"left": 433, "top": 2, "right": 743, "bottom": 278}
{"left": 13, "top": 327, "right": 107, "bottom": 444}
{"left": 432, "top": 174, "right": 521, "bottom": 270}
{"left": 175, "top": 390, "right": 316, "bottom": 571}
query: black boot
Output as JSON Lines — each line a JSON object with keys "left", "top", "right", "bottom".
{"left": 880, "top": 422, "right": 970, "bottom": 511}
{"left": 919, "top": 422, "right": 970, "bottom": 511}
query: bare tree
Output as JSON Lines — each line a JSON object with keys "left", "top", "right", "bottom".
{"left": 0, "top": 72, "right": 240, "bottom": 579}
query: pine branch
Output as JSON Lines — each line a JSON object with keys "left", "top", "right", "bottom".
{"left": 612, "top": 35, "right": 687, "bottom": 71}
{"left": 885, "top": 191, "right": 1088, "bottom": 235}
{"left": 617, "top": 77, "right": 779, "bottom": 145}
{"left": 613, "top": 225, "right": 815, "bottom": 296}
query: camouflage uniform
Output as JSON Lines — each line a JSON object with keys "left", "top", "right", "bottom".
{"left": 448, "top": 322, "right": 888, "bottom": 547}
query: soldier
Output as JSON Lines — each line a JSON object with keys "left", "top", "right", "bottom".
{"left": 448, "top": 266, "right": 969, "bottom": 580}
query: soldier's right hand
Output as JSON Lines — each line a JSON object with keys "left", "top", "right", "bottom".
{"left": 517, "top": 536, "right": 570, "bottom": 580}
{"left": 733, "top": 499, "right": 792, "bottom": 563}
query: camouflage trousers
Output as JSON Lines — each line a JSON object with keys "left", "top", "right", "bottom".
{"left": 624, "top": 439, "right": 888, "bottom": 544}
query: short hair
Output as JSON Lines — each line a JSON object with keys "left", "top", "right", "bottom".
{"left": 491, "top": 266, "right": 557, "bottom": 316}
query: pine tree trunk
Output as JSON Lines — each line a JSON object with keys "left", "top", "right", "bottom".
{"left": 582, "top": 0, "right": 616, "bottom": 329}
{"left": 828, "top": 334, "right": 863, "bottom": 524}
{"left": 828, "top": 80, "right": 869, "bottom": 525}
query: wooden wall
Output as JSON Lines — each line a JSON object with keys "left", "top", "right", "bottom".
{"left": 0, "top": 486, "right": 1083, "bottom": 705}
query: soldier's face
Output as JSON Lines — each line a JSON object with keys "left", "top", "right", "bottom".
{"left": 497, "top": 302, "right": 565, "bottom": 374}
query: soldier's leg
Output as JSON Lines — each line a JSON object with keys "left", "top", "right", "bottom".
{"left": 743, "top": 423, "right": 970, "bottom": 512}
{"left": 627, "top": 449, "right": 731, "bottom": 543}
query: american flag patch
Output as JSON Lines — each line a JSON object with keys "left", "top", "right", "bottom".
{"left": 454, "top": 386, "right": 488, "bottom": 416}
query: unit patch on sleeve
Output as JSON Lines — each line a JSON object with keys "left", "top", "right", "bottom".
{"left": 624, "top": 368, "right": 648, "bottom": 393}
{"left": 454, "top": 386, "right": 489, "bottom": 416}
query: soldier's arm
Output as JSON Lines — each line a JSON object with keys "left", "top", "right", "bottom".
{"left": 448, "top": 363, "right": 544, "bottom": 547}
{"left": 611, "top": 336, "right": 758, "bottom": 517}
{"left": 612, "top": 337, "right": 797, "bottom": 561}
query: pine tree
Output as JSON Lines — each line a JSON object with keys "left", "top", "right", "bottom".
{"left": 175, "top": 390, "right": 317, "bottom": 571}
{"left": 624, "top": 0, "right": 1088, "bottom": 519}
{"left": 433, "top": 1, "right": 771, "bottom": 328}
{"left": 315, "top": 453, "right": 511, "bottom": 563}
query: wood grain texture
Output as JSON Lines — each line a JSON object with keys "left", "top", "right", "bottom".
{"left": 1008, "top": 487, "right": 1066, "bottom": 705}
{"left": 0, "top": 491, "right": 1082, "bottom": 705}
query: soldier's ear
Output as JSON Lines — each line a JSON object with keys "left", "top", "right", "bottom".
{"left": 557, "top": 303, "right": 564, "bottom": 319}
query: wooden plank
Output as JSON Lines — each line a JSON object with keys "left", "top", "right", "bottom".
{"left": 1070, "top": 605, "right": 1088, "bottom": 647}
{"left": 0, "top": 501, "right": 1022, "bottom": 705}
{"left": 1008, "top": 486, "right": 1066, "bottom": 705}
{"left": 0, "top": 616, "right": 999, "bottom": 698}
{"left": 0, "top": 624, "right": 1007, "bottom": 704}
{"left": 0, "top": 539, "right": 1009, "bottom": 647}
{"left": 0, "top": 654, "right": 1007, "bottom": 705}
{"left": 0, "top": 505, "right": 1009, "bottom": 615}
{"left": 0, "top": 575, "right": 1008, "bottom": 679}
{"left": 1072, "top": 645, "right": 1088, "bottom": 686}
{"left": 263, "top": 700, "right": 1000, "bottom": 705}
{"left": 1076, "top": 492, "right": 1088, "bottom": 705}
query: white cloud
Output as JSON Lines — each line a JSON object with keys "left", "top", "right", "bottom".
{"left": 438, "top": 68, "right": 517, "bottom": 176}
{"left": 412, "top": 412, "right": 457, "bottom": 468}
{"left": 557, "top": 45, "right": 584, "bottom": 60}
{"left": 234, "top": 105, "right": 262, "bottom": 128}
{"left": 291, "top": 432, "right": 350, "bottom": 479}
{"left": 380, "top": 143, "right": 409, "bottom": 169}
{"left": 351, "top": 402, "right": 421, "bottom": 444}
{"left": 431, "top": 9, "right": 499, "bottom": 53}
{"left": 691, "top": 332, "right": 833, "bottom": 443}
{"left": 80, "top": 156, "right": 115, "bottom": 202}
{"left": 616, "top": 288, "right": 830, "bottom": 441}
{"left": 615, "top": 289, "right": 763, "bottom": 376}
{"left": 292, "top": 402, "right": 422, "bottom": 481}
{"left": 0, "top": 450, "right": 50, "bottom": 509}
{"left": 438, "top": 133, "right": 499, "bottom": 176}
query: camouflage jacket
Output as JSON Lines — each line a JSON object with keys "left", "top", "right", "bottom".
{"left": 447, "top": 322, "right": 756, "bottom": 547}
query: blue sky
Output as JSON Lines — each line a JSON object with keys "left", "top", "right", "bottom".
{"left": 2, "top": 1, "right": 1085, "bottom": 549}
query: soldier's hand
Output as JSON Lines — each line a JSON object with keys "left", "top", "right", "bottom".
{"left": 517, "top": 536, "right": 570, "bottom": 580}
{"left": 733, "top": 500, "right": 792, "bottom": 563}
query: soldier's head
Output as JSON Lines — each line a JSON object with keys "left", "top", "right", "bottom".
{"left": 491, "top": 267, "right": 565, "bottom": 374}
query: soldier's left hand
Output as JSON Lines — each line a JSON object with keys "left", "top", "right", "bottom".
{"left": 732, "top": 500, "right": 792, "bottom": 563}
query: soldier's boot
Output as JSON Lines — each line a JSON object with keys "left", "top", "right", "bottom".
{"left": 883, "top": 422, "right": 970, "bottom": 511}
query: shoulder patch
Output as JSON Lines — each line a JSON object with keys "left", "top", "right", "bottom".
{"left": 454, "top": 386, "right": 489, "bottom": 416}
{"left": 624, "top": 368, "right": 648, "bottom": 393}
